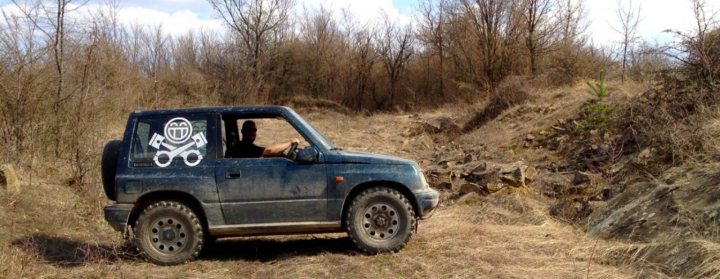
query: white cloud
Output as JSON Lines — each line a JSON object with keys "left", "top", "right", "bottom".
{"left": 0, "top": 2, "right": 223, "bottom": 38}
{"left": 116, "top": 6, "right": 223, "bottom": 36}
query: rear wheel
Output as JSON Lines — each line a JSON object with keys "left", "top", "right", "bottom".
{"left": 134, "top": 201, "right": 204, "bottom": 265}
{"left": 346, "top": 187, "right": 416, "bottom": 254}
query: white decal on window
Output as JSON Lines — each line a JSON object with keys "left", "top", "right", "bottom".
{"left": 148, "top": 117, "right": 208, "bottom": 167}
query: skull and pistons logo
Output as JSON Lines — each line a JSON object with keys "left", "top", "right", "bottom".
{"left": 148, "top": 117, "right": 208, "bottom": 167}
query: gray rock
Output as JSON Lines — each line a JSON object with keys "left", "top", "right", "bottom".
{"left": 463, "top": 161, "right": 487, "bottom": 174}
{"left": 497, "top": 162, "right": 537, "bottom": 187}
{"left": 458, "top": 182, "right": 488, "bottom": 196}
{"left": 463, "top": 170, "right": 498, "bottom": 185}
{"left": 500, "top": 163, "right": 527, "bottom": 187}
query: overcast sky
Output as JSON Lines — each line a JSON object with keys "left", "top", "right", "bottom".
{"left": 1, "top": 0, "right": 718, "bottom": 47}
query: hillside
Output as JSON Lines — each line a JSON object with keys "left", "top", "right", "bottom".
{"left": 0, "top": 81, "right": 715, "bottom": 278}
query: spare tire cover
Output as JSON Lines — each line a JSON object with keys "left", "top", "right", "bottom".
{"left": 101, "top": 140, "right": 122, "bottom": 201}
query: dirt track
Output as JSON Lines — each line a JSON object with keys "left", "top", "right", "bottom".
{"left": 1, "top": 192, "right": 667, "bottom": 278}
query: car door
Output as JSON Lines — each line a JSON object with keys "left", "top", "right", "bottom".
{"left": 214, "top": 117, "right": 328, "bottom": 225}
{"left": 215, "top": 156, "right": 328, "bottom": 225}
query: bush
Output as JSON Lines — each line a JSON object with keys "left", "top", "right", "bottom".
{"left": 580, "top": 71, "right": 617, "bottom": 131}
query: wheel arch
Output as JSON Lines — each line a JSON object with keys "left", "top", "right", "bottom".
{"left": 340, "top": 181, "right": 418, "bottom": 229}
{"left": 128, "top": 191, "right": 209, "bottom": 232}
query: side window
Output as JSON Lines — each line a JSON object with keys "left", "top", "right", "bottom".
{"left": 222, "top": 115, "right": 310, "bottom": 159}
{"left": 131, "top": 115, "right": 212, "bottom": 167}
{"left": 251, "top": 118, "right": 309, "bottom": 149}
{"left": 131, "top": 121, "right": 153, "bottom": 161}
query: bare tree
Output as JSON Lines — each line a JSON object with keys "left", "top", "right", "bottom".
{"left": 556, "top": 0, "right": 586, "bottom": 46}
{"left": 208, "top": 0, "right": 294, "bottom": 103}
{"left": 550, "top": 0, "right": 588, "bottom": 84}
{"left": 663, "top": 0, "right": 720, "bottom": 85}
{"left": 374, "top": 13, "right": 414, "bottom": 109}
{"left": 520, "top": 0, "right": 553, "bottom": 76}
{"left": 418, "top": 0, "right": 448, "bottom": 98}
{"left": 612, "top": 0, "right": 641, "bottom": 83}
{"left": 89, "top": 0, "right": 122, "bottom": 43}
{"left": 138, "top": 24, "right": 170, "bottom": 106}
{"left": 11, "top": 0, "right": 85, "bottom": 155}
{"left": 340, "top": 11, "right": 376, "bottom": 110}
{"left": 459, "top": 0, "right": 521, "bottom": 91}
{"left": 0, "top": 9, "right": 44, "bottom": 157}
{"left": 299, "top": 5, "right": 340, "bottom": 99}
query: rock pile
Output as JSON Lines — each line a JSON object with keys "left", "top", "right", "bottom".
{"left": 424, "top": 145, "right": 536, "bottom": 201}
{"left": 405, "top": 116, "right": 462, "bottom": 144}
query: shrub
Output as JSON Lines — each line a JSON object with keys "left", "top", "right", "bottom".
{"left": 579, "top": 71, "right": 617, "bottom": 131}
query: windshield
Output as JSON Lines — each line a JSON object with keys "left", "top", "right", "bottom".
{"left": 286, "top": 109, "right": 334, "bottom": 150}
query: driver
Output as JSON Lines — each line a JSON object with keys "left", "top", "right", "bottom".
{"left": 229, "top": 120, "right": 300, "bottom": 158}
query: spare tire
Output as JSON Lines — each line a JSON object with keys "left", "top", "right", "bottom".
{"left": 101, "top": 140, "right": 122, "bottom": 201}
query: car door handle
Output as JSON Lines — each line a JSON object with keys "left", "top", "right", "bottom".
{"left": 225, "top": 171, "right": 241, "bottom": 179}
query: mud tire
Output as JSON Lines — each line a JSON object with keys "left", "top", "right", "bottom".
{"left": 134, "top": 201, "right": 204, "bottom": 265}
{"left": 346, "top": 187, "right": 416, "bottom": 254}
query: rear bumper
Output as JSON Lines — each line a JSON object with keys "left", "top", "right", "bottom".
{"left": 414, "top": 189, "right": 440, "bottom": 219}
{"left": 104, "top": 203, "right": 133, "bottom": 232}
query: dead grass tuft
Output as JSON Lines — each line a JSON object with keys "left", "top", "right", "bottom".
{"left": 462, "top": 79, "right": 530, "bottom": 133}
{"left": 12, "top": 234, "right": 135, "bottom": 267}
{"left": 616, "top": 71, "right": 720, "bottom": 168}
{"left": 595, "top": 236, "right": 720, "bottom": 278}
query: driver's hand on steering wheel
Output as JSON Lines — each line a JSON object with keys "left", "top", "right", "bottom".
{"left": 291, "top": 138, "right": 300, "bottom": 145}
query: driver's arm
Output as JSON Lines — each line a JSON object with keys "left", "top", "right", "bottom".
{"left": 261, "top": 138, "right": 300, "bottom": 157}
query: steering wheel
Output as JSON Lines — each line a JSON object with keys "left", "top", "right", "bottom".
{"left": 285, "top": 142, "right": 299, "bottom": 160}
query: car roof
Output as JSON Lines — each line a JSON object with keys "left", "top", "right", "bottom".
{"left": 131, "top": 105, "right": 294, "bottom": 117}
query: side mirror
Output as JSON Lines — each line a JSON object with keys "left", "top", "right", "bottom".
{"left": 295, "top": 147, "right": 319, "bottom": 163}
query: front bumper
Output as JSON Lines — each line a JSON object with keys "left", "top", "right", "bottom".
{"left": 104, "top": 203, "right": 133, "bottom": 232}
{"left": 414, "top": 189, "right": 440, "bottom": 219}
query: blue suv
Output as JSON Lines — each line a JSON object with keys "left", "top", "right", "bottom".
{"left": 102, "top": 106, "right": 439, "bottom": 265}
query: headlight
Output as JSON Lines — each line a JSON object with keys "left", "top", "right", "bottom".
{"left": 419, "top": 172, "right": 429, "bottom": 188}
{"left": 414, "top": 164, "right": 429, "bottom": 189}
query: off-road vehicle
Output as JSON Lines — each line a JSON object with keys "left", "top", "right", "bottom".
{"left": 102, "top": 106, "right": 439, "bottom": 265}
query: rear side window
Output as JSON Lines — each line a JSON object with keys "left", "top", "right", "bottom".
{"left": 131, "top": 115, "right": 212, "bottom": 167}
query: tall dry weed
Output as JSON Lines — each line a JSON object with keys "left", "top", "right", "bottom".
{"left": 616, "top": 71, "right": 720, "bottom": 166}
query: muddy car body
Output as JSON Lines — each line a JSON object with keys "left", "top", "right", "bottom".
{"left": 102, "top": 106, "right": 439, "bottom": 265}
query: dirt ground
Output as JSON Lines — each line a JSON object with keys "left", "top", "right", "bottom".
{"left": 0, "top": 83, "right": 678, "bottom": 278}
{"left": 0, "top": 186, "right": 667, "bottom": 279}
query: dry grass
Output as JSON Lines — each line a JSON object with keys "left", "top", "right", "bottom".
{"left": 0, "top": 183, "right": 666, "bottom": 278}
{"left": 616, "top": 72, "right": 720, "bottom": 167}
{"left": 0, "top": 82, "right": 701, "bottom": 278}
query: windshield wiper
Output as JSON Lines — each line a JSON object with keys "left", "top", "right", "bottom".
{"left": 330, "top": 147, "right": 343, "bottom": 151}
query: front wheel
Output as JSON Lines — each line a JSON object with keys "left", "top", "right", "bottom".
{"left": 134, "top": 201, "right": 204, "bottom": 265}
{"left": 345, "top": 187, "right": 416, "bottom": 254}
